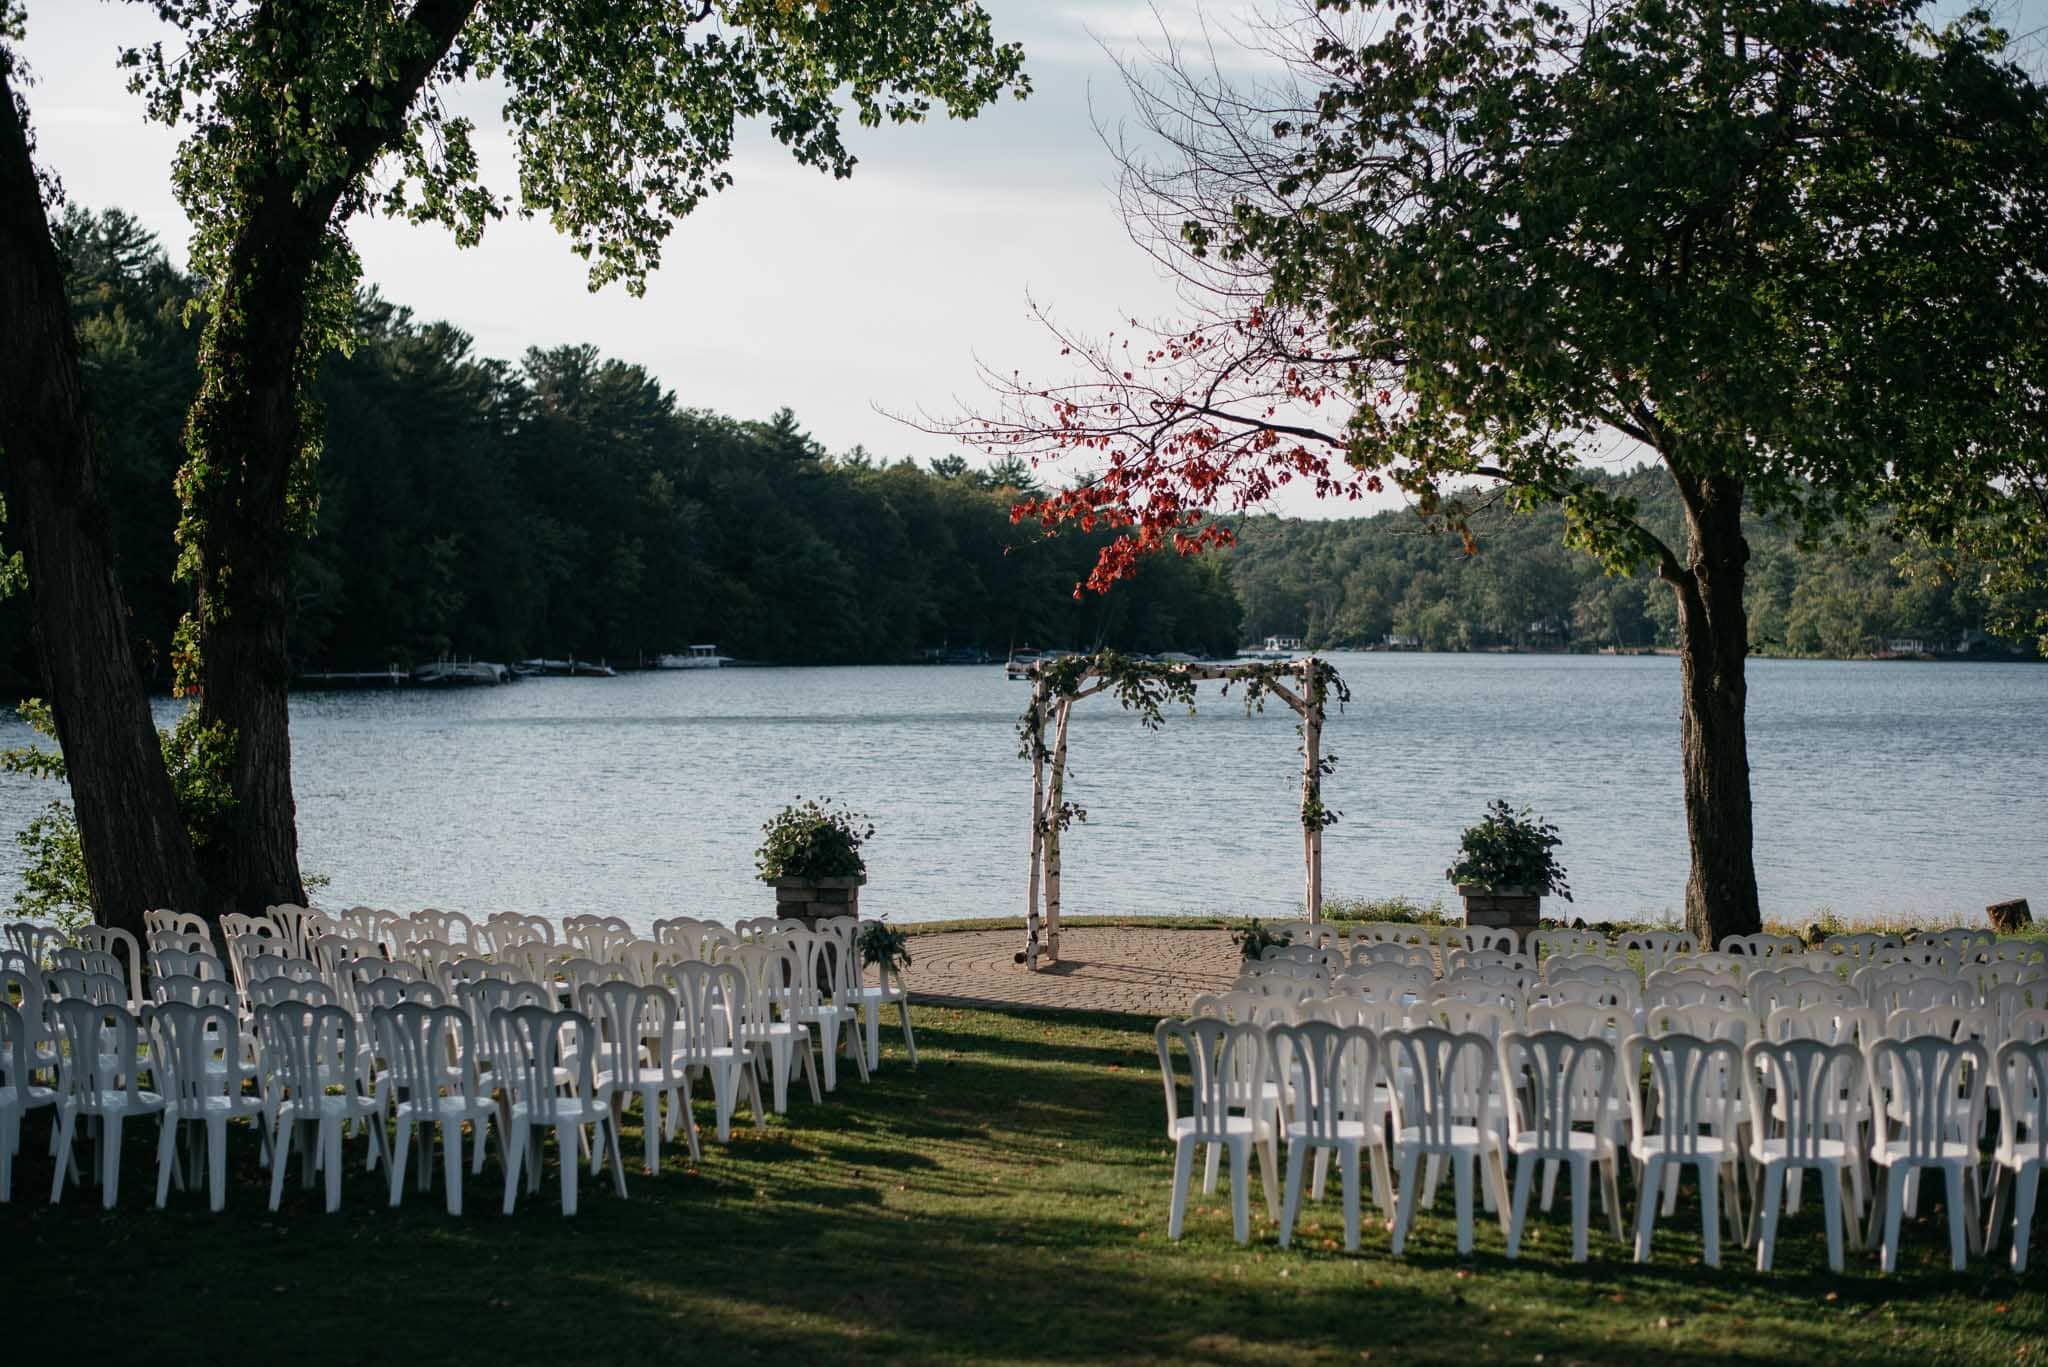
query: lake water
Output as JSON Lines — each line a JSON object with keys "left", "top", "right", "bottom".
{"left": 0, "top": 653, "right": 2041, "bottom": 929}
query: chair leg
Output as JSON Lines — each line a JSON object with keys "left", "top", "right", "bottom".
{"left": 1203, "top": 1142, "right": 1221, "bottom": 1195}
{"left": 863, "top": 1002, "right": 882, "bottom": 1070}
{"left": 1701, "top": 1161, "right": 1722, "bottom": 1269}
{"left": 1228, "top": 1140, "right": 1251, "bottom": 1245}
{"left": 1368, "top": 1143, "right": 1392, "bottom": 1215}
{"left": 155, "top": 1116, "right": 180, "bottom": 1209}
{"left": 2013, "top": 1166, "right": 2039, "bottom": 1273}
{"left": 556, "top": 1120, "right": 578, "bottom": 1216}
{"left": 1505, "top": 1154, "right": 1534, "bottom": 1259}
{"left": 1278, "top": 1144, "right": 1308, "bottom": 1248}
{"left": 1452, "top": 1151, "right": 1476, "bottom": 1255}
{"left": 1339, "top": 1146, "right": 1362, "bottom": 1253}
{"left": 1601, "top": 1155, "right": 1624, "bottom": 1243}
{"left": 1754, "top": 1162, "right": 1784, "bottom": 1272}
{"left": 1820, "top": 1162, "right": 1845, "bottom": 1274}
{"left": 1880, "top": 1166, "right": 1906, "bottom": 1274}
{"left": 268, "top": 1115, "right": 292, "bottom": 1212}
{"left": 323, "top": 1120, "right": 342, "bottom": 1213}
{"left": 1390, "top": 1151, "right": 1421, "bottom": 1256}
{"left": 1540, "top": 1157, "right": 1558, "bottom": 1214}
{"left": 1167, "top": 1138, "right": 1195, "bottom": 1240}
{"left": 438, "top": 1120, "right": 462, "bottom": 1216}
{"left": 897, "top": 1000, "right": 917, "bottom": 1067}
{"left": 1257, "top": 1136, "right": 1281, "bottom": 1223}
{"left": 389, "top": 1118, "right": 412, "bottom": 1206}
{"left": 207, "top": 1118, "right": 229, "bottom": 1214}
{"left": 1569, "top": 1157, "right": 1590, "bottom": 1263}
{"left": 1633, "top": 1156, "right": 1661, "bottom": 1263}
{"left": 1944, "top": 1166, "right": 1969, "bottom": 1272}
{"left": 502, "top": 1126, "right": 524, "bottom": 1215}
{"left": 676, "top": 1073, "right": 701, "bottom": 1163}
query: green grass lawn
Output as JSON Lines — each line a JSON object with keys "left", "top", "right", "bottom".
{"left": 3, "top": 1006, "right": 2041, "bottom": 1365}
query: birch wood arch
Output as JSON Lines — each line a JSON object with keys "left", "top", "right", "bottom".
{"left": 1015, "top": 652, "right": 1349, "bottom": 970}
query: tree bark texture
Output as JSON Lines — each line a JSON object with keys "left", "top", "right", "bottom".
{"left": 181, "top": 0, "right": 480, "bottom": 913}
{"left": 1666, "top": 472, "right": 1763, "bottom": 948}
{"left": 0, "top": 73, "right": 208, "bottom": 933}
{"left": 184, "top": 195, "right": 325, "bottom": 913}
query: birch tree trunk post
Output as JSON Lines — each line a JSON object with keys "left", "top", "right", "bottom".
{"left": 1302, "top": 665, "right": 1324, "bottom": 923}
{"left": 1043, "top": 695, "right": 1075, "bottom": 964}
{"left": 1022, "top": 689, "right": 1047, "bottom": 968}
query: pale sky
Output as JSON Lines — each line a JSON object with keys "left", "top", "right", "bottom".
{"left": 14, "top": 0, "right": 2044, "bottom": 522}
{"left": 16, "top": 2, "right": 1342, "bottom": 489}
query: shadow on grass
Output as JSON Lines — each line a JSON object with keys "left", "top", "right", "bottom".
{"left": 1, "top": 1007, "right": 2038, "bottom": 1366}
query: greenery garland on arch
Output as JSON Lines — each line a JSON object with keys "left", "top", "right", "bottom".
{"left": 1014, "top": 650, "right": 1349, "bottom": 969}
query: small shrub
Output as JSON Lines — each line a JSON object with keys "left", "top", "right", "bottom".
{"left": 1229, "top": 919, "right": 1292, "bottom": 962}
{"left": 1446, "top": 799, "right": 1571, "bottom": 900}
{"left": 857, "top": 917, "right": 912, "bottom": 975}
{"left": 756, "top": 797, "right": 873, "bottom": 881}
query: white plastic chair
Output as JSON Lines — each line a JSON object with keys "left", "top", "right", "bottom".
{"left": 1527, "top": 929, "right": 1608, "bottom": 963}
{"left": 1723, "top": 933, "right": 1803, "bottom": 960}
{"left": 1384, "top": 1027, "right": 1511, "bottom": 1255}
{"left": 371, "top": 1002, "right": 496, "bottom": 1214}
{"left": 785, "top": 930, "right": 869, "bottom": 1091}
{"left": 1268, "top": 1021, "right": 1389, "bottom": 1251}
{"left": 0, "top": 1000, "right": 56, "bottom": 1202}
{"left": 1742, "top": 1038, "right": 1866, "bottom": 1272}
{"left": 147, "top": 1001, "right": 263, "bottom": 1211}
{"left": 491, "top": 1004, "right": 626, "bottom": 1216}
{"left": 75, "top": 926, "right": 145, "bottom": 1008}
{"left": 728, "top": 942, "right": 821, "bottom": 1113}
{"left": 1622, "top": 1032, "right": 1746, "bottom": 1267}
{"left": 258, "top": 1001, "right": 384, "bottom": 1213}
{"left": 1621, "top": 931, "right": 1696, "bottom": 975}
{"left": 662, "top": 961, "right": 763, "bottom": 1149}
{"left": 1865, "top": 1034, "right": 1988, "bottom": 1272}
{"left": 577, "top": 979, "right": 690, "bottom": 1173}
{"left": 48, "top": 999, "right": 165, "bottom": 1207}
{"left": 1155, "top": 1016, "right": 1278, "bottom": 1244}
{"left": 1988, "top": 1038, "right": 2048, "bottom": 1271}
{"left": 843, "top": 923, "right": 919, "bottom": 1070}
{"left": 1498, "top": 1030, "right": 1623, "bottom": 1261}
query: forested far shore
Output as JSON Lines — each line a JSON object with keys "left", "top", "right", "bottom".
{"left": 0, "top": 208, "right": 2036, "bottom": 698}
{"left": 1226, "top": 467, "right": 2044, "bottom": 661}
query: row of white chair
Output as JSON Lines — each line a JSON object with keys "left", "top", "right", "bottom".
{"left": 1158, "top": 1016, "right": 2048, "bottom": 1275}
{"left": 0, "top": 948, "right": 894, "bottom": 1216}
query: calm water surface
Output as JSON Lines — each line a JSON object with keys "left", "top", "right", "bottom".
{"left": 0, "top": 653, "right": 2041, "bottom": 928}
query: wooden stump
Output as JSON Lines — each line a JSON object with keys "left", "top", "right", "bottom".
{"left": 1988, "top": 898, "right": 2033, "bottom": 934}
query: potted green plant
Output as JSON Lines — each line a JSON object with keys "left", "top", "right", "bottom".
{"left": 857, "top": 917, "right": 913, "bottom": 981}
{"left": 757, "top": 797, "right": 874, "bottom": 925}
{"left": 1445, "top": 799, "right": 1571, "bottom": 930}
{"left": 1229, "top": 919, "right": 1293, "bottom": 963}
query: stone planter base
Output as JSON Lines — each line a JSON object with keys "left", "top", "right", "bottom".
{"left": 770, "top": 876, "right": 864, "bottom": 926}
{"left": 1988, "top": 898, "right": 2033, "bottom": 934}
{"left": 1460, "top": 889, "right": 1541, "bottom": 931}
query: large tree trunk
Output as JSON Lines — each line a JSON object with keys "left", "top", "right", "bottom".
{"left": 1667, "top": 472, "right": 1763, "bottom": 947}
{"left": 182, "top": 196, "right": 326, "bottom": 914}
{"left": 0, "top": 72, "right": 209, "bottom": 934}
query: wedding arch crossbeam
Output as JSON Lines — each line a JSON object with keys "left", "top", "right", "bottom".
{"left": 1015, "top": 651, "right": 1349, "bottom": 969}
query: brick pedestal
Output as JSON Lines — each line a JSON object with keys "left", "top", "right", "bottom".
{"left": 769, "top": 876, "right": 864, "bottom": 926}
{"left": 1459, "top": 888, "right": 1542, "bottom": 931}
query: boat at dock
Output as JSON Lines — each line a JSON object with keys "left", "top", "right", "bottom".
{"left": 655, "top": 644, "right": 727, "bottom": 670}
{"left": 516, "top": 658, "right": 619, "bottom": 678}
{"left": 413, "top": 659, "right": 512, "bottom": 687}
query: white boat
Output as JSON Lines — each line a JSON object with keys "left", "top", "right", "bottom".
{"left": 656, "top": 644, "right": 728, "bottom": 670}
{"left": 413, "top": 659, "right": 511, "bottom": 686}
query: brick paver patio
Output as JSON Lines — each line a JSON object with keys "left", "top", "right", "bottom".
{"left": 903, "top": 926, "right": 1240, "bottom": 1016}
